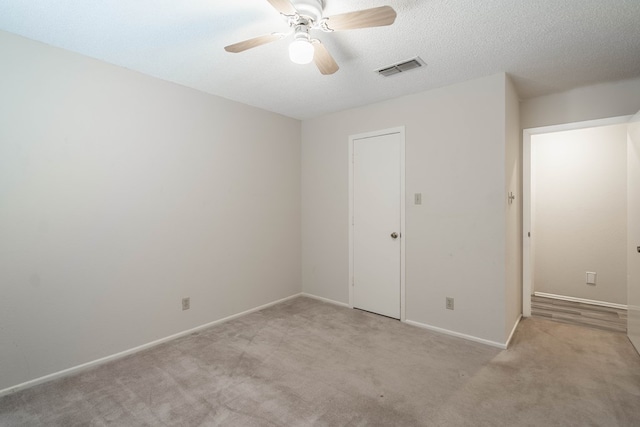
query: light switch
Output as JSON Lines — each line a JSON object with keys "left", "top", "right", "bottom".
{"left": 414, "top": 193, "right": 422, "bottom": 205}
{"left": 586, "top": 272, "right": 596, "bottom": 285}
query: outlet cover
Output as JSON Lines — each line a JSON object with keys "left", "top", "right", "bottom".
{"left": 586, "top": 272, "right": 596, "bottom": 285}
{"left": 182, "top": 297, "right": 190, "bottom": 310}
{"left": 446, "top": 297, "right": 454, "bottom": 310}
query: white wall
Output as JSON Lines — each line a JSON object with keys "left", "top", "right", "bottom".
{"left": 531, "top": 124, "right": 628, "bottom": 304}
{"left": 505, "top": 76, "right": 522, "bottom": 337}
{"left": 521, "top": 76, "right": 640, "bottom": 129}
{"left": 628, "top": 112, "right": 640, "bottom": 351}
{"left": 0, "top": 31, "right": 302, "bottom": 392}
{"left": 302, "top": 73, "right": 519, "bottom": 345}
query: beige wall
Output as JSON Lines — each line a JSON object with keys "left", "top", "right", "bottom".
{"left": 532, "top": 124, "right": 628, "bottom": 304}
{"left": 628, "top": 113, "right": 640, "bottom": 351}
{"left": 0, "top": 31, "right": 302, "bottom": 392}
{"left": 302, "top": 73, "right": 519, "bottom": 345}
{"left": 521, "top": 76, "right": 640, "bottom": 129}
{"left": 505, "top": 76, "right": 522, "bottom": 337}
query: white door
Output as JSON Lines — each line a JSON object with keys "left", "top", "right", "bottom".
{"left": 352, "top": 131, "right": 402, "bottom": 319}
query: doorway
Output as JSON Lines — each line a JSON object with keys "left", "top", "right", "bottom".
{"left": 522, "top": 116, "right": 632, "bottom": 318}
{"left": 349, "top": 127, "right": 405, "bottom": 320}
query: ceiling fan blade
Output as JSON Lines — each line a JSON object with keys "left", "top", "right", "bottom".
{"left": 313, "top": 41, "right": 339, "bottom": 75}
{"left": 322, "top": 6, "right": 397, "bottom": 31}
{"left": 266, "top": 0, "right": 297, "bottom": 16}
{"left": 224, "top": 33, "right": 285, "bottom": 53}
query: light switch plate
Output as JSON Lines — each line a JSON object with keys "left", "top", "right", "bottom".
{"left": 414, "top": 193, "right": 422, "bottom": 205}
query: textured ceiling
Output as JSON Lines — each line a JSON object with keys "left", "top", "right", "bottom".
{"left": 1, "top": 0, "right": 639, "bottom": 119}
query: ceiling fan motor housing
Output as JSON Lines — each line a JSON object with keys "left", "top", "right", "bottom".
{"left": 291, "top": 0, "right": 324, "bottom": 22}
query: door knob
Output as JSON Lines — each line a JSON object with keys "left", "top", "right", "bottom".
{"left": 390, "top": 232, "right": 398, "bottom": 239}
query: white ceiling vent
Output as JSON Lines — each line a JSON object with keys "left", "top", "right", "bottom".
{"left": 377, "top": 57, "right": 425, "bottom": 77}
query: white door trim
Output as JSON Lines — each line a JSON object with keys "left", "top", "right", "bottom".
{"left": 522, "top": 115, "right": 632, "bottom": 317}
{"left": 349, "top": 126, "right": 406, "bottom": 321}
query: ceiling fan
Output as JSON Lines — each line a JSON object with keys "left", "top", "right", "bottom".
{"left": 224, "top": 0, "right": 397, "bottom": 75}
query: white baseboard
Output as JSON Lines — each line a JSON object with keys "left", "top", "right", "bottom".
{"left": 301, "top": 292, "right": 351, "bottom": 308}
{"left": 505, "top": 315, "right": 522, "bottom": 349}
{"left": 0, "top": 293, "right": 302, "bottom": 398}
{"left": 534, "top": 292, "right": 627, "bottom": 310}
{"left": 404, "top": 319, "right": 507, "bottom": 350}
{"left": 301, "top": 294, "right": 512, "bottom": 349}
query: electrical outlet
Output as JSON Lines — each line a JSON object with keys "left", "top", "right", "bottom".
{"left": 182, "top": 297, "right": 190, "bottom": 311}
{"left": 446, "top": 297, "right": 454, "bottom": 310}
{"left": 586, "top": 272, "right": 596, "bottom": 286}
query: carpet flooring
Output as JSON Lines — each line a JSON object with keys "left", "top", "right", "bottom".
{"left": 1, "top": 296, "right": 640, "bottom": 426}
{"left": 531, "top": 295, "right": 627, "bottom": 333}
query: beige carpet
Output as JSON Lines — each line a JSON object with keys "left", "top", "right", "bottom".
{"left": 1, "top": 296, "right": 639, "bottom": 426}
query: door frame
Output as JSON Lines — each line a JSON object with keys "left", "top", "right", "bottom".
{"left": 348, "top": 126, "right": 406, "bottom": 321}
{"left": 522, "top": 115, "right": 632, "bottom": 317}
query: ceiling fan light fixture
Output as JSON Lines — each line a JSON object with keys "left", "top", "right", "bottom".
{"left": 289, "top": 38, "right": 314, "bottom": 64}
